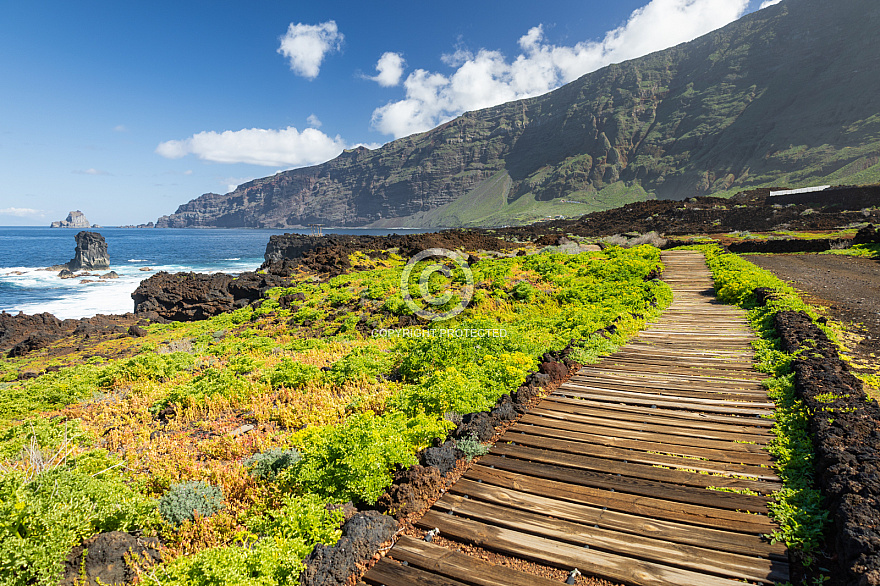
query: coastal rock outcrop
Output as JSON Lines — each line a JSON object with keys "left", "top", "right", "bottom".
{"left": 51, "top": 211, "right": 92, "bottom": 229}
{"left": 132, "top": 271, "right": 288, "bottom": 321}
{"left": 260, "top": 231, "right": 513, "bottom": 278}
{"left": 65, "top": 231, "right": 110, "bottom": 271}
{"left": 0, "top": 311, "right": 138, "bottom": 358}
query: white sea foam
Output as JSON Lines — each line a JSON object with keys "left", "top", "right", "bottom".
{"left": 127, "top": 258, "right": 150, "bottom": 262}
{"left": 0, "top": 260, "right": 262, "bottom": 319}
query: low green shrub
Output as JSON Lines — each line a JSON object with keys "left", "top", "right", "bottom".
{"left": 456, "top": 435, "right": 489, "bottom": 461}
{"left": 243, "top": 449, "right": 301, "bottom": 480}
{"left": 159, "top": 367, "right": 254, "bottom": 410}
{"left": 156, "top": 538, "right": 305, "bottom": 586}
{"left": 0, "top": 418, "right": 86, "bottom": 461}
{"left": 100, "top": 351, "right": 196, "bottom": 386}
{"left": 247, "top": 493, "right": 343, "bottom": 546}
{"left": 290, "top": 411, "right": 450, "bottom": 504}
{"left": 158, "top": 481, "right": 224, "bottom": 527}
{"left": 0, "top": 364, "right": 108, "bottom": 423}
{"left": 262, "top": 359, "right": 321, "bottom": 389}
{"left": 0, "top": 464, "right": 155, "bottom": 585}
{"left": 325, "top": 346, "right": 395, "bottom": 385}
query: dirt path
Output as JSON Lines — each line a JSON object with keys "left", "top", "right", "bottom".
{"left": 745, "top": 254, "right": 880, "bottom": 383}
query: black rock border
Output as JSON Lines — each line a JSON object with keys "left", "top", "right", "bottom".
{"left": 771, "top": 309, "right": 880, "bottom": 586}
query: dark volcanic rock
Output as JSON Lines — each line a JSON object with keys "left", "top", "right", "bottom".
{"left": 132, "top": 271, "right": 288, "bottom": 321}
{"left": 127, "top": 325, "right": 148, "bottom": 337}
{"left": 772, "top": 310, "right": 880, "bottom": 585}
{"left": 260, "top": 230, "right": 513, "bottom": 277}
{"left": 727, "top": 238, "right": 847, "bottom": 254}
{"left": 1, "top": 312, "right": 64, "bottom": 357}
{"left": 66, "top": 231, "right": 110, "bottom": 271}
{"left": 299, "top": 511, "right": 397, "bottom": 586}
{"left": 854, "top": 224, "right": 880, "bottom": 245}
{"left": 60, "top": 531, "right": 161, "bottom": 586}
{"left": 376, "top": 465, "right": 443, "bottom": 519}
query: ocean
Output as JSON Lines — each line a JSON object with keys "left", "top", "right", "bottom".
{"left": 0, "top": 227, "right": 427, "bottom": 319}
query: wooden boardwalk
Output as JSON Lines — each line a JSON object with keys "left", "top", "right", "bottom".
{"left": 363, "top": 251, "right": 788, "bottom": 586}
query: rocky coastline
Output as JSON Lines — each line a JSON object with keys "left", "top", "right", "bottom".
{"left": 6, "top": 192, "right": 880, "bottom": 362}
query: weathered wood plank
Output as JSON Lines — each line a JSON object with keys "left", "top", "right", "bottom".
{"left": 363, "top": 557, "right": 471, "bottom": 586}
{"left": 416, "top": 511, "right": 752, "bottom": 586}
{"left": 511, "top": 422, "right": 775, "bottom": 466}
{"left": 518, "top": 412, "right": 770, "bottom": 455}
{"left": 449, "top": 478, "right": 786, "bottom": 558}
{"left": 389, "top": 536, "right": 564, "bottom": 586}
{"left": 478, "top": 452, "right": 772, "bottom": 511}
{"left": 466, "top": 464, "right": 776, "bottom": 533}
{"left": 433, "top": 494, "right": 789, "bottom": 583}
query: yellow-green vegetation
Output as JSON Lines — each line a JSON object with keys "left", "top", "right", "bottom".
{"left": 0, "top": 245, "right": 670, "bottom": 585}
{"left": 685, "top": 244, "right": 830, "bottom": 565}
{"left": 821, "top": 243, "right": 880, "bottom": 259}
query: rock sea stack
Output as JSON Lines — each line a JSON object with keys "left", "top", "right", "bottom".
{"left": 65, "top": 231, "right": 110, "bottom": 271}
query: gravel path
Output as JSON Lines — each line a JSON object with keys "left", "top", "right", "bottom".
{"left": 745, "top": 253, "right": 880, "bottom": 380}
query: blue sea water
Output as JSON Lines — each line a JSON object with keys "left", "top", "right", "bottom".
{"left": 0, "top": 227, "right": 427, "bottom": 319}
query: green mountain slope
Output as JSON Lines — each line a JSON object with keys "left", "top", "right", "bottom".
{"left": 155, "top": 0, "right": 880, "bottom": 229}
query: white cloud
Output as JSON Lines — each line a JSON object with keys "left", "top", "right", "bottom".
{"left": 0, "top": 207, "right": 44, "bottom": 217}
{"left": 113, "top": 124, "right": 128, "bottom": 132}
{"left": 759, "top": 0, "right": 782, "bottom": 8}
{"left": 369, "top": 52, "right": 406, "bottom": 87}
{"left": 307, "top": 114, "right": 322, "bottom": 128}
{"left": 277, "top": 21, "right": 343, "bottom": 79}
{"left": 73, "top": 168, "right": 111, "bottom": 175}
{"left": 155, "top": 126, "right": 348, "bottom": 167}
{"left": 372, "top": 0, "right": 749, "bottom": 138}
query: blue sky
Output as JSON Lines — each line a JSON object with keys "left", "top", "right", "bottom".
{"left": 0, "top": 0, "right": 779, "bottom": 226}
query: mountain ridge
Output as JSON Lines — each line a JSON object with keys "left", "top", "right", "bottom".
{"left": 155, "top": 0, "right": 880, "bottom": 229}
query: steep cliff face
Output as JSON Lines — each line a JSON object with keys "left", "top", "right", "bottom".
{"left": 155, "top": 0, "right": 880, "bottom": 228}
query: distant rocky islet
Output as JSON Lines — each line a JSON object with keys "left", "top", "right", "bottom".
{"left": 50, "top": 210, "right": 101, "bottom": 229}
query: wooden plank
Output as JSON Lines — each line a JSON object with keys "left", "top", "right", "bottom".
{"left": 449, "top": 478, "right": 786, "bottom": 558}
{"left": 416, "top": 511, "right": 751, "bottom": 586}
{"left": 390, "top": 536, "right": 564, "bottom": 586}
{"left": 571, "top": 371, "right": 767, "bottom": 391}
{"left": 555, "top": 387, "right": 774, "bottom": 417}
{"left": 569, "top": 373, "right": 769, "bottom": 396}
{"left": 531, "top": 405, "right": 773, "bottom": 444}
{"left": 490, "top": 441, "right": 780, "bottom": 495}
{"left": 518, "top": 412, "right": 770, "bottom": 455}
{"left": 588, "top": 362, "right": 764, "bottom": 379}
{"left": 502, "top": 428, "right": 781, "bottom": 494}
{"left": 560, "top": 382, "right": 775, "bottom": 408}
{"left": 512, "top": 422, "right": 775, "bottom": 466}
{"left": 499, "top": 431, "right": 778, "bottom": 479}
{"left": 480, "top": 451, "right": 771, "bottom": 511}
{"left": 433, "top": 494, "right": 789, "bottom": 584}
{"left": 545, "top": 395, "right": 776, "bottom": 429}
{"left": 466, "top": 464, "right": 776, "bottom": 533}
{"left": 540, "top": 396, "right": 776, "bottom": 435}
{"left": 363, "top": 557, "right": 471, "bottom": 586}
